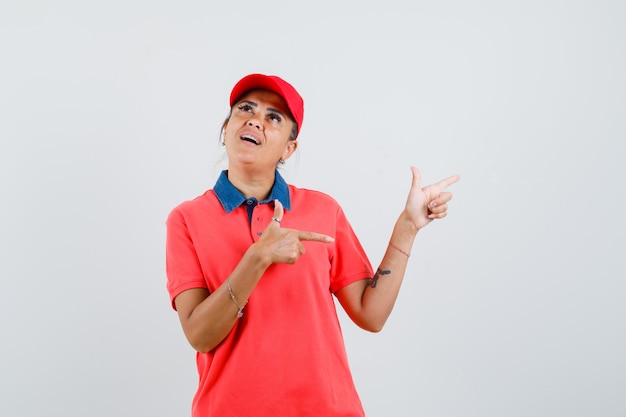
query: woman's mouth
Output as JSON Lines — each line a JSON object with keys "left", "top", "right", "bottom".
{"left": 241, "top": 134, "right": 260, "bottom": 145}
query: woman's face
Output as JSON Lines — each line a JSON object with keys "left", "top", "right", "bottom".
{"left": 223, "top": 89, "right": 297, "bottom": 172}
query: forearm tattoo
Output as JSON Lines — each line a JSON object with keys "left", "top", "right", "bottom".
{"left": 369, "top": 268, "right": 391, "bottom": 288}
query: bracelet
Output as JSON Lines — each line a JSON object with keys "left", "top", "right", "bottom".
{"left": 227, "top": 277, "right": 248, "bottom": 318}
{"left": 389, "top": 241, "right": 410, "bottom": 258}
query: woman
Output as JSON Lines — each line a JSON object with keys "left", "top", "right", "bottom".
{"left": 166, "top": 73, "right": 459, "bottom": 417}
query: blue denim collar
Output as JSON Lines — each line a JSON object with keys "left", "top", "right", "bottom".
{"left": 213, "top": 170, "right": 291, "bottom": 213}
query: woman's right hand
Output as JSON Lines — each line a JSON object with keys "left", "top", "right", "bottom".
{"left": 255, "top": 200, "right": 334, "bottom": 265}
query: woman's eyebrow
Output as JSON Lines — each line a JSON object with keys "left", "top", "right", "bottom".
{"left": 266, "top": 107, "right": 286, "bottom": 118}
{"left": 240, "top": 100, "right": 286, "bottom": 118}
{"left": 240, "top": 100, "right": 258, "bottom": 108}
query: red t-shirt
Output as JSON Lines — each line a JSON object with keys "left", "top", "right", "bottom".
{"left": 166, "top": 177, "right": 373, "bottom": 417}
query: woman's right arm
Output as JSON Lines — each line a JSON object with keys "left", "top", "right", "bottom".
{"left": 173, "top": 201, "right": 333, "bottom": 353}
{"left": 174, "top": 245, "right": 272, "bottom": 353}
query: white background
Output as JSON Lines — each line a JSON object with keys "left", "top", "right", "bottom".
{"left": 1, "top": 1, "right": 625, "bottom": 416}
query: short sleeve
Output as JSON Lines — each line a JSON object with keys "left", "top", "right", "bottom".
{"left": 329, "top": 205, "right": 374, "bottom": 293}
{"left": 165, "top": 206, "right": 208, "bottom": 310}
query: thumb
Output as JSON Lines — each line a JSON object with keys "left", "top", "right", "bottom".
{"left": 273, "top": 199, "right": 284, "bottom": 222}
{"left": 410, "top": 166, "right": 422, "bottom": 190}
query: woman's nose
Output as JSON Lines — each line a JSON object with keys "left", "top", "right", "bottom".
{"left": 248, "top": 114, "right": 263, "bottom": 129}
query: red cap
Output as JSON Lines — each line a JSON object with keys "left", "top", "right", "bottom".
{"left": 229, "top": 74, "right": 304, "bottom": 135}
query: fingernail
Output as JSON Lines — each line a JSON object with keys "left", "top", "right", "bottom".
{"left": 428, "top": 201, "right": 436, "bottom": 209}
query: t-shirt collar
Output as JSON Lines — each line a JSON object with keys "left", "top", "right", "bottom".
{"left": 214, "top": 170, "right": 291, "bottom": 213}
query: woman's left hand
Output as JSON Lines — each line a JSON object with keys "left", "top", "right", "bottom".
{"left": 404, "top": 166, "right": 460, "bottom": 231}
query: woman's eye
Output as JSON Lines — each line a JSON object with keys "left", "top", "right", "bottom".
{"left": 268, "top": 113, "right": 282, "bottom": 123}
{"left": 238, "top": 103, "right": 253, "bottom": 112}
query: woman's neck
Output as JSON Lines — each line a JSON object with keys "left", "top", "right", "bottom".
{"left": 227, "top": 168, "right": 275, "bottom": 201}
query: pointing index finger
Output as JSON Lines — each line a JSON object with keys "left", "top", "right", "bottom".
{"left": 435, "top": 174, "right": 461, "bottom": 190}
{"left": 297, "top": 231, "right": 335, "bottom": 243}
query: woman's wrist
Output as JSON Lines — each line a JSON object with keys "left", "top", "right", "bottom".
{"left": 245, "top": 243, "right": 273, "bottom": 272}
{"left": 387, "top": 213, "right": 418, "bottom": 259}
{"left": 398, "top": 210, "right": 420, "bottom": 236}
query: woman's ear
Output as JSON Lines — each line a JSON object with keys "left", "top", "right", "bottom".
{"left": 283, "top": 140, "right": 298, "bottom": 160}
{"left": 221, "top": 119, "right": 229, "bottom": 145}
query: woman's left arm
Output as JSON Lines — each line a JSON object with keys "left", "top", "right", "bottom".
{"left": 335, "top": 166, "right": 460, "bottom": 332}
